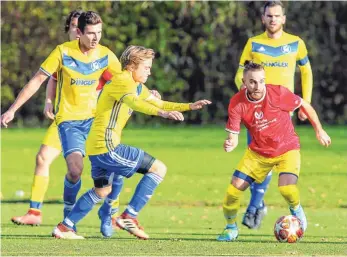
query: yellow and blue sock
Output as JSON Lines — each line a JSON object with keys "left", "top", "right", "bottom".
{"left": 29, "top": 175, "right": 49, "bottom": 211}
{"left": 124, "top": 173, "right": 163, "bottom": 218}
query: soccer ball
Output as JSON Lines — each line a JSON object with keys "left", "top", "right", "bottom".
{"left": 274, "top": 215, "right": 304, "bottom": 243}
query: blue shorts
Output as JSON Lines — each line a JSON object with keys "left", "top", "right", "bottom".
{"left": 58, "top": 118, "right": 94, "bottom": 158}
{"left": 89, "top": 144, "right": 144, "bottom": 182}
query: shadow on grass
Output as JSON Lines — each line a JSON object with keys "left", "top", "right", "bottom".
{"left": 2, "top": 234, "right": 346, "bottom": 245}
{"left": 1, "top": 223, "right": 99, "bottom": 229}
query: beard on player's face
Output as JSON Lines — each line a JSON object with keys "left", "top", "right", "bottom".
{"left": 265, "top": 22, "right": 283, "bottom": 34}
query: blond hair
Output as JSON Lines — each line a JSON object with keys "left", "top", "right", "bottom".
{"left": 120, "top": 45, "right": 155, "bottom": 70}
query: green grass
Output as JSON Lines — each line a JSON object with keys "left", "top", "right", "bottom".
{"left": 1, "top": 126, "right": 347, "bottom": 256}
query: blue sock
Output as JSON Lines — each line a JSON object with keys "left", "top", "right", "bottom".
{"left": 247, "top": 172, "right": 272, "bottom": 214}
{"left": 63, "top": 176, "right": 81, "bottom": 216}
{"left": 124, "top": 173, "right": 163, "bottom": 218}
{"left": 226, "top": 223, "right": 238, "bottom": 229}
{"left": 99, "top": 175, "right": 124, "bottom": 216}
{"left": 63, "top": 188, "right": 102, "bottom": 228}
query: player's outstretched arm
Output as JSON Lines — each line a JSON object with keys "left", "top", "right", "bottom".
{"left": 145, "top": 93, "right": 211, "bottom": 112}
{"left": 43, "top": 77, "right": 57, "bottom": 120}
{"left": 300, "top": 100, "right": 331, "bottom": 147}
{"left": 224, "top": 133, "right": 239, "bottom": 152}
{"left": 149, "top": 90, "right": 161, "bottom": 99}
{"left": 122, "top": 94, "right": 184, "bottom": 121}
{"left": 1, "top": 70, "right": 49, "bottom": 127}
{"left": 189, "top": 100, "right": 212, "bottom": 110}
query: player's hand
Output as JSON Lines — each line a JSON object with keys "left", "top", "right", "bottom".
{"left": 43, "top": 101, "right": 55, "bottom": 120}
{"left": 159, "top": 110, "right": 184, "bottom": 121}
{"left": 224, "top": 138, "right": 235, "bottom": 152}
{"left": 315, "top": 129, "right": 331, "bottom": 147}
{"left": 1, "top": 110, "right": 15, "bottom": 128}
{"left": 189, "top": 99, "right": 212, "bottom": 110}
{"left": 298, "top": 108, "right": 308, "bottom": 121}
{"left": 149, "top": 90, "right": 161, "bottom": 100}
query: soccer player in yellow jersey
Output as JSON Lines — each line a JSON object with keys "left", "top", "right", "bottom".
{"left": 233, "top": 1, "right": 313, "bottom": 229}
{"left": 1, "top": 11, "right": 122, "bottom": 229}
{"left": 52, "top": 45, "right": 211, "bottom": 239}
{"left": 10, "top": 9, "right": 83, "bottom": 226}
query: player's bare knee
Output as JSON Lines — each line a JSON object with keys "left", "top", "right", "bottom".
{"left": 149, "top": 160, "right": 167, "bottom": 178}
{"left": 278, "top": 173, "right": 298, "bottom": 187}
{"left": 36, "top": 145, "right": 59, "bottom": 168}
{"left": 66, "top": 153, "right": 84, "bottom": 182}
{"left": 231, "top": 176, "right": 249, "bottom": 191}
{"left": 35, "top": 152, "right": 46, "bottom": 168}
{"left": 94, "top": 186, "right": 112, "bottom": 198}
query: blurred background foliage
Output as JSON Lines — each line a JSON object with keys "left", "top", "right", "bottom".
{"left": 1, "top": 1, "right": 347, "bottom": 126}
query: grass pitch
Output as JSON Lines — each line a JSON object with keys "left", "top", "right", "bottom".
{"left": 1, "top": 126, "right": 347, "bottom": 256}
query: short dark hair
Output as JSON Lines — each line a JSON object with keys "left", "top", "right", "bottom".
{"left": 243, "top": 60, "right": 264, "bottom": 75}
{"left": 78, "top": 11, "right": 103, "bottom": 33}
{"left": 64, "top": 9, "right": 83, "bottom": 33}
{"left": 263, "top": 1, "right": 285, "bottom": 14}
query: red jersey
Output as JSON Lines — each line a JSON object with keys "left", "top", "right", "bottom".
{"left": 226, "top": 84, "right": 302, "bottom": 157}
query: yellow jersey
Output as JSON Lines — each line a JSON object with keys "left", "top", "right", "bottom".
{"left": 235, "top": 32, "right": 313, "bottom": 102}
{"left": 86, "top": 70, "right": 191, "bottom": 155}
{"left": 40, "top": 40, "right": 121, "bottom": 124}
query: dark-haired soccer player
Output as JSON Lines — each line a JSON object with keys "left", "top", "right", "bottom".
{"left": 234, "top": 1, "right": 313, "bottom": 229}
{"left": 2, "top": 11, "right": 122, "bottom": 229}
{"left": 217, "top": 61, "right": 330, "bottom": 241}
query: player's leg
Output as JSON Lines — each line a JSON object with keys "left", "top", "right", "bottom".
{"left": 217, "top": 149, "right": 273, "bottom": 241}
{"left": 217, "top": 174, "right": 250, "bottom": 242}
{"left": 116, "top": 145, "right": 165, "bottom": 240}
{"left": 58, "top": 119, "right": 93, "bottom": 220}
{"left": 11, "top": 123, "right": 61, "bottom": 226}
{"left": 88, "top": 144, "right": 150, "bottom": 238}
{"left": 98, "top": 175, "right": 124, "bottom": 230}
{"left": 276, "top": 150, "right": 307, "bottom": 231}
{"left": 52, "top": 166, "right": 114, "bottom": 239}
{"left": 244, "top": 172, "right": 271, "bottom": 229}
{"left": 243, "top": 129, "right": 272, "bottom": 229}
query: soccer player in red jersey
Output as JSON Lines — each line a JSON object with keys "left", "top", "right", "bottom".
{"left": 217, "top": 61, "right": 331, "bottom": 241}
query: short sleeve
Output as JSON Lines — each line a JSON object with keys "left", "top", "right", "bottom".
{"left": 225, "top": 97, "right": 242, "bottom": 134}
{"left": 40, "top": 46, "right": 62, "bottom": 76}
{"left": 51, "top": 72, "right": 57, "bottom": 81}
{"left": 279, "top": 86, "right": 302, "bottom": 112}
